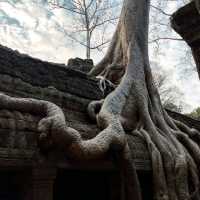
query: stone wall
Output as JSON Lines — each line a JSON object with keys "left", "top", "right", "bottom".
{"left": 0, "top": 44, "right": 199, "bottom": 172}
{"left": 0, "top": 44, "right": 199, "bottom": 200}
{"left": 0, "top": 45, "right": 151, "bottom": 171}
{"left": 171, "top": 1, "right": 200, "bottom": 78}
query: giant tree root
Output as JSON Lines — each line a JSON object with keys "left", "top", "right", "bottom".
{"left": 0, "top": 92, "right": 142, "bottom": 200}
{"left": 87, "top": 0, "right": 200, "bottom": 199}
{"left": 1, "top": 80, "right": 200, "bottom": 200}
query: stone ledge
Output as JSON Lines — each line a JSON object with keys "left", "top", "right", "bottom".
{"left": 0, "top": 45, "right": 112, "bottom": 101}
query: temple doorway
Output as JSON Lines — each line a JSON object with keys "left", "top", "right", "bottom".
{"left": 0, "top": 171, "right": 21, "bottom": 200}
{"left": 54, "top": 169, "right": 112, "bottom": 200}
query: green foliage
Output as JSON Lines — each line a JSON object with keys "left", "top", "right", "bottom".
{"left": 187, "top": 107, "right": 200, "bottom": 119}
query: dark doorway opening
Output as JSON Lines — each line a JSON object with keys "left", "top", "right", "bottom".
{"left": 138, "top": 171, "right": 153, "bottom": 200}
{"left": 54, "top": 169, "right": 112, "bottom": 200}
{"left": 0, "top": 171, "right": 21, "bottom": 200}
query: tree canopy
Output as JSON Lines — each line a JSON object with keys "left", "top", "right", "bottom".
{"left": 188, "top": 107, "right": 200, "bottom": 120}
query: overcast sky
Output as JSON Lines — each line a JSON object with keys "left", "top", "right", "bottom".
{"left": 0, "top": 0, "right": 200, "bottom": 113}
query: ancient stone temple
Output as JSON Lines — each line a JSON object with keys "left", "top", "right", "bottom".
{"left": 171, "top": 1, "right": 200, "bottom": 78}
{"left": 0, "top": 44, "right": 149, "bottom": 200}
{"left": 0, "top": 44, "right": 199, "bottom": 200}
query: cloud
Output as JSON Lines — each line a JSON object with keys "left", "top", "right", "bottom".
{"left": 0, "top": 0, "right": 83, "bottom": 63}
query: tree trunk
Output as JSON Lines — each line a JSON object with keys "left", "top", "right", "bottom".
{"left": 3, "top": 0, "right": 200, "bottom": 200}
{"left": 86, "top": 27, "right": 91, "bottom": 59}
{"left": 87, "top": 0, "right": 200, "bottom": 199}
{"left": 84, "top": 0, "right": 91, "bottom": 60}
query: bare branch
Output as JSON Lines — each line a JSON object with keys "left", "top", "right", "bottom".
{"left": 48, "top": 1, "right": 85, "bottom": 15}
{"left": 90, "top": 40, "right": 111, "bottom": 49}
{"left": 150, "top": 4, "right": 172, "bottom": 16}
{"left": 91, "top": 17, "right": 119, "bottom": 31}
{"left": 149, "top": 37, "right": 184, "bottom": 43}
{"left": 48, "top": 0, "right": 120, "bottom": 58}
{"left": 86, "top": 0, "right": 95, "bottom": 10}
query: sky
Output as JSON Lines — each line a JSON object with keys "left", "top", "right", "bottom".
{"left": 0, "top": 0, "right": 200, "bottom": 113}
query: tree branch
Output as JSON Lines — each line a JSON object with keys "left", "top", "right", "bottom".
{"left": 150, "top": 4, "right": 172, "bottom": 17}
{"left": 149, "top": 37, "right": 184, "bottom": 43}
{"left": 48, "top": 1, "right": 85, "bottom": 15}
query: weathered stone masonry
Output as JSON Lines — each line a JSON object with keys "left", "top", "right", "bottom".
{"left": 171, "top": 1, "right": 200, "bottom": 78}
{"left": 0, "top": 44, "right": 199, "bottom": 200}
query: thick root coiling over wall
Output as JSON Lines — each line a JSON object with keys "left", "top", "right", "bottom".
{"left": 0, "top": 93, "right": 141, "bottom": 199}
{"left": 0, "top": 93, "right": 127, "bottom": 160}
